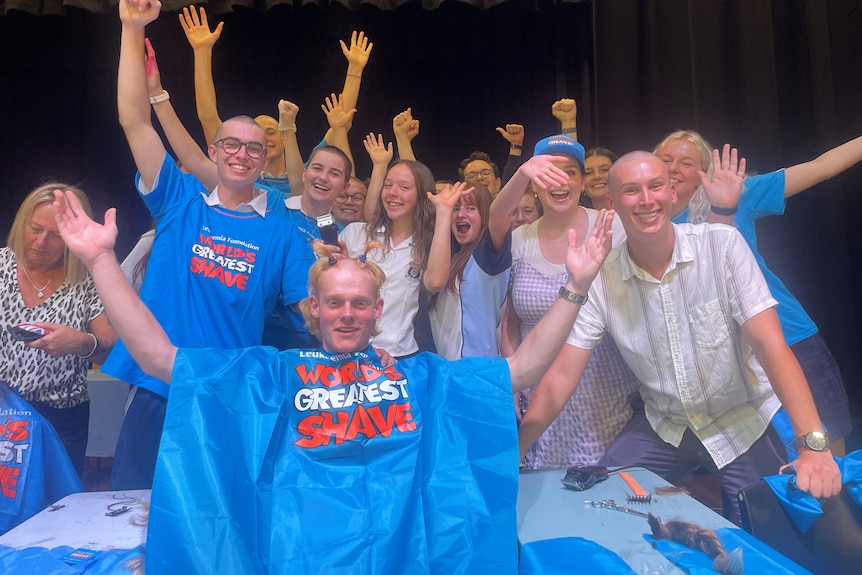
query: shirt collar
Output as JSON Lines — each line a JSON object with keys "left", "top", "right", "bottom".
{"left": 202, "top": 186, "right": 268, "bottom": 217}
{"left": 619, "top": 223, "right": 693, "bottom": 281}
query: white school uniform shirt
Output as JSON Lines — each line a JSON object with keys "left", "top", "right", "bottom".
{"left": 340, "top": 223, "right": 422, "bottom": 358}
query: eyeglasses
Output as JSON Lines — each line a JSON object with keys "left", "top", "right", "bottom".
{"left": 464, "top": 168, "right": 495, "bottom": 181}
{"left": 214, "top": 137, "right": 266, "bottom": 159}
{"left": 335, "top": 193, "right": 367, "bottom": 204}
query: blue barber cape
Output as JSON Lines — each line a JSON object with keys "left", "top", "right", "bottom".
{"left": 0, "top": 382, "right": 81, "bottom": 534}
{"left": 146, "top": 347, "right": 519, "bottom": 574}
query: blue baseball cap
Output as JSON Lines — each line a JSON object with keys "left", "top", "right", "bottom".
{"left": 533, "top": 135, "right": 586, "bottom": 166}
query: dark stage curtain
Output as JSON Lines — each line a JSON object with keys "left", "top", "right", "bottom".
{"left": 1, "top": 0, "right": 585, "bottom": 16}
{"left": 1, "top": 0, "right": 860, "bottom": 418}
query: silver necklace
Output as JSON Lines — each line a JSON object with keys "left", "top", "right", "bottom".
{"left": 20, "top": 265, "right": 52, "bottom": 298}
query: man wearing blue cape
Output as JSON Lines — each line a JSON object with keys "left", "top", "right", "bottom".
{"left": 53, "top": 145, "right": 614, "bottom": 575}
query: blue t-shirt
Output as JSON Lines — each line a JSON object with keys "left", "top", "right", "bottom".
{"left": 146, "top": 346, "right": 518, "bottom": 574}
{"left": 262, "top": 196, "right": 344, "bottom": 350}
{"left": 101, "top": 155, "right": 314, "bottom": 397}
{"left": 672, "top": 170, "right": 817, "bottom": 345}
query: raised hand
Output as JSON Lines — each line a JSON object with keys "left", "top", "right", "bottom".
{"left": 496, "top": 124, "right": 525, "bottom": 147}
{"left": 340, "top": 30, "right": 373, "bottom": 71}
{"left": 551, "top": 98, "right": 577, "bottom": 125}
{"left": 278, "top": 99, "right": 299, "bottom": 131}
{"left": 521, "top": 155, "right": 570, "bottom": 190}
{"left": 428, "top": 181, "right": 474, "bottom": 211}
{"left": 393, "top": 108, "right": 419, "bottom": 141}
{"left": 699, "top": 144, "right": 746, "bottom": 210}
{"left": 565, "top": 209, "right": 614, "bottom": 294}
{"left": 321, "top": 93, "right": 357, "bottom": 132}
{"left": 363, "top": 133, "right": 393, "bottom": 166}
{"left": 144, "top": 38, "right": 164, "bottom": 96}
{"left": 52, "top": 190, "right": 117, "bottom": 267}
{"left": 179, "top": 5, "right": 223, "bottom": 51}
{"left": 119, "top": 0, "right": 161, "bottom": 28}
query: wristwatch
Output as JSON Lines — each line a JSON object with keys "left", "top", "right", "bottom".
{"left": 558, "top": 285, "right": 588, "bottom": 305}
{"left": 796, "top": 431, "right": 829, "bottom": 452}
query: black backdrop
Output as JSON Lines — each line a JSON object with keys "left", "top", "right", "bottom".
{"left": 1, "top": 0, "right": 860, "bottom": 424}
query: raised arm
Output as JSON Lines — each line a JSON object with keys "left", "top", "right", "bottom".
{"left": 278, "top": 100, "right": 304, "bottom": 196}
{"left": 117, "top": 0, "right": 168, "bottom": 190}
{"left": 321, "top": 93, "right": 357, "bottom": 175}
{"left": 145, "top": 38, "right": 218, "bottom": 190}
{"left": 551, "top": 98, "right": 578, "bottom": 139}
{"left": 784, "top": 135, "right": 862, "bottom": 197}
{"left": 742, "top": 309, "right": 841, "bottom": 498}
{"left": 179, "top": 5, "right": 224, "bottom": 145}
{"left": 325, "top": 31, "right": 372, "bottom": 143}
{"left": 423, "top": 182, "right": 475, "bottom": 293}
{"left": 52, "top": 190, "right": 176, "bottom": 383}
{"left": 488, "top": 155, "right": 568, "bottom": 251}
{"left": 507, "top": 209, "right": 613, "bottom": 391}
{"left": 362, "top": 132, "right": 393, "bottom": 222}
{"left": 393, "top": 108, "right": 419, "bottom": 162}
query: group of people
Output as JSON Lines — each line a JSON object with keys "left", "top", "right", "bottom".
{"left": 0, "top": 0, "right": 858, "bottom": 570}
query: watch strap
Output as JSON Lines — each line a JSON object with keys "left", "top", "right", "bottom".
{"left": 558, "top": 285, "right": 588, "bottom": 305}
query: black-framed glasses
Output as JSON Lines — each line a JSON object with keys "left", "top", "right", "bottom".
{"left": 464, "top": 168, "right": 494, "bottom": 181}
{"left": 335, "top": 193, "right": 367, "bottom": 204}
{"left": 214, "top": 137, "right": 266, "bottom": 159}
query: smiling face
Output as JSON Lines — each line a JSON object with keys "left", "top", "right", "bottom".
{"left": 23, "top": 202, "right": 66, "bottom": 271}
{"left": 309, "top": 261, "right": 383, "bottom": 354}
{"left": 333, "top": 177, "right": 367, "bottom": 226}
{"left": 511, "top": 191, "right": 541, "bottom": 229}
{"left": 533, "top": 154, "right": 584, "bottom": 216}
{"left": 254, "top": 115, "right": 285, "bottom": 168}
{"left": 381, "top": 163, "right": 419, "bottom": 224}
{"left": 462, "top": 159, "right": 501, "bottom": 195}
{"left": 655, "top": 138, "right": 709, "bottom": 209}
{"left": 584, "top": 154, "right": 614, "bottom": 207}
{"left": 607, "top": 152, "right": 677, "bottom": 241}
{"left": 302, "top": 148, "right": 350, "bottom": 212}
{"left": 209, "top": 119, "right": 268, "bottom": 190}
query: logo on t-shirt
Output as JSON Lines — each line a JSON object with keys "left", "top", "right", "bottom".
{"left": 292, "top": 355, "right": 416, "bottom": 448}
{"left": 190, "top": 233, "right": 259, "bottom": 290}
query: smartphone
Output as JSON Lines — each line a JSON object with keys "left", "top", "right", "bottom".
{"left": 7, "top": 323, "right": 48, "bottom": 343}
{"left": 316, "top": 213, "right": 340, "bottom": 246}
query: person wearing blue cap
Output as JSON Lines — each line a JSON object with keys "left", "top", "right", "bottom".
{"left": 503, "top": 134, "right": 641, "bottom": 469}
{"left": 519, "top": 149, "right": 842, "bottom": 525}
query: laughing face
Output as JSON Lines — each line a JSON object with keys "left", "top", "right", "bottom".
{"left": 302, "top": 148, "right": 351, "bottom": 211}
{"left": 534, "top": 155, "right": 584, "bottom": 215}
{"left": 451, "top": 195, "right": 484, "bottom": 246}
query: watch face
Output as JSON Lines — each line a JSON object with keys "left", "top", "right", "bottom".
{"left": 805, "top": 431, "right": 828, "bottom": 451}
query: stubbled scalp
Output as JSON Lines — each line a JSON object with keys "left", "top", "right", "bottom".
{"left": 647, "top": 513, "right": 744, "bottom": 575}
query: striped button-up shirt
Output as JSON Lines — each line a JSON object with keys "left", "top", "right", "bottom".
{"left": 567, "top": 223, "right": 782, "bottom": 469}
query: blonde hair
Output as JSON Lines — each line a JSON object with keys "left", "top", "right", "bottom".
{"left": 298, "top": 241, "right": 387, "bottom": 340}
{"left": 654, "top": 130, "right": 714, "bottom": 223}
{"left": 7, "top": 183, "right": 93, "bottom": 283}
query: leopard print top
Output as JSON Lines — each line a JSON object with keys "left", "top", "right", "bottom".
{"left": 0, "top": 247, "right": 105, "bottom": 408}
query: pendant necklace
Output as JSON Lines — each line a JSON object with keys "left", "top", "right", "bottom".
{"left": 20, "top": 265, "right": 52, "bottom": 298}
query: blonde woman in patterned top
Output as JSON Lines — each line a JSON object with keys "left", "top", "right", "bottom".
{"left": 1, "top": 183, "right": 116, "bottom": 475}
